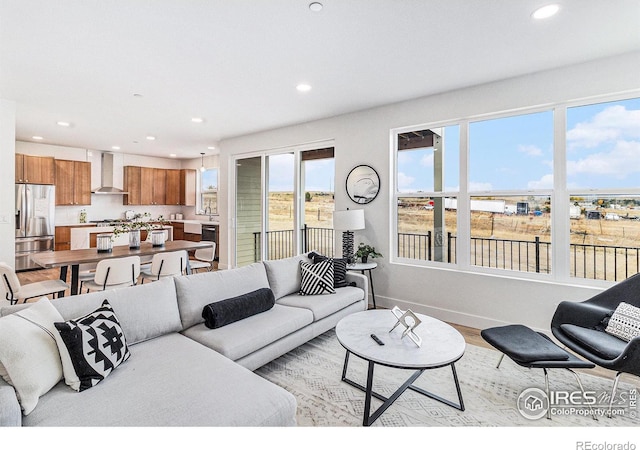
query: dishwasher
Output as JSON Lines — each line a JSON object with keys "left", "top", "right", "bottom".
{"left": 201, "top": 224, "right": 218, "bottom": 260}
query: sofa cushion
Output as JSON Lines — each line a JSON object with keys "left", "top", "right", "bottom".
{"left": 277, "top": 286, "right": 365, "bottom": 321}
{"left": 22, "top": 333, "right": 297, "bottom": 426}
{"left": 54, "top": 300, "right": 130, "bottom": 392}
{"left": 202, "top": 288, "right": 275, "bottom": 329}
{"left": 309, "top": 252, "right": 350, "bottom": 288}
{"left": 605, "top": 302, "right": 640, "bottom": 342}
{"left": 299, "top": 259, "right": 335, "bottom": 295}
{"left": 182, "top": 304, "right": 313, "bottom": 361}
{"left": 560, "top": 324, "right": 628, "bottom": 360}
{"left": 175, "top": 262, "right": 270, "bottom": 329}
{"left": 1, "top": 277, "right": 182, "bottom": 345}
{"left": 263, "top": 254, "right": 312, "bottom": 300}
{"left": 0, "top": 298, "right": 64, "bottom": 415}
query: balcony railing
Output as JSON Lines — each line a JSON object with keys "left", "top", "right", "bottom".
{"left": 398, "top": 232, "right": 639, "bottom": 281}
{"left": 252, "top": 229, "right": 639, "bottom": 281}
{"left": 253, "top": 226, "right": 334, "bottom": 261}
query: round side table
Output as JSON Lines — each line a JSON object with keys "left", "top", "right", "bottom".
{"left": 347, "top": 261, "right": 377, "bottom": 309}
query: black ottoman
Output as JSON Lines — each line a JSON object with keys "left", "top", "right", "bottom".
{"left": 481, "top": 324, "right": 596, "bottom": 420}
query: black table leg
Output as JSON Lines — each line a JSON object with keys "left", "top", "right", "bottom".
{"left": 58, "top": 266, "right": 68, "bottom": 297}
{"left": 70, "top": 264, "right": 79, "bottom": 295}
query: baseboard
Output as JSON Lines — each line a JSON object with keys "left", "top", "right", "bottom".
{"left": 374, "top": 294, "right": 550, "bottom": 335}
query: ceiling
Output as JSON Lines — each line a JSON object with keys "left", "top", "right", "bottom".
{"left": 1, "top": 1, "right": 639, "bottom": 159}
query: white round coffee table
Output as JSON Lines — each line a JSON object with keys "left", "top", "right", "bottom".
{"left": 335, "top": 309, "right": 466, "bottom": 426}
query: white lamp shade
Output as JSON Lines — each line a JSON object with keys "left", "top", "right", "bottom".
{"left": 333, "top": 209, "right": 365, "bottom": 231}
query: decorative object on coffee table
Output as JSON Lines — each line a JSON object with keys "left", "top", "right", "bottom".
{"left": 333, "top": 208, "right": 365, "bottom": 264}
{"left": 389, "top": 306, "right": 422, "bottom": 347}
{"left": 346, "top": 165, "right": 380, "bottom": 204}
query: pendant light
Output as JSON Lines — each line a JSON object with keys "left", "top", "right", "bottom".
{"left": 200, "top": 152, "right": 206, "bottom": 172}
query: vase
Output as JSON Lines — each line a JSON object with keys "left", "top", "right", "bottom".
{"left": 150, "top": 230, "right": 166, "bottom": 247}
{"left": 361, "top": 255, "right": 368, "bottom": 263}
{"left": 129, "top": 229, "right": 141, "bottom": 249}
{"left": 96, "top": 233, "right": 113, "bottom": 253}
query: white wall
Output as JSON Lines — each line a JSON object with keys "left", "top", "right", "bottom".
{"left": 0, "top": 100, "right": 16, "bottom": 268}
{"left": 219, "top": 51, "right": 640, "bottom": 332}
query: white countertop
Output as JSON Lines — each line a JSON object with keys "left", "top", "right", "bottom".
{"left": 70, "top": 225, "right": 173, "bottom": 250}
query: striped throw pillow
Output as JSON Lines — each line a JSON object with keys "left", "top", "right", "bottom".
{"left": 299, "top": 259, "right": 335, "bottom": 296}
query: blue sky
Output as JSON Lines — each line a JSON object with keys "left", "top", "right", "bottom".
{"left": 264, "top": 97, "right": 640, "bottom": 193}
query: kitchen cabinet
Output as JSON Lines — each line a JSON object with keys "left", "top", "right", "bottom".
{"left": 180, "top": 169, "right": 196, "bottom": 206}
{"left": 184, "top": 232, "right": 201, "bottom": 242}
{"left": 170, "top": 221, "right": 184, "bottom": 240}
{"left": 16, "top": 154, "right": 56, "bottom": 184}
{"left": 165, "top": 169, "right": 180, "bottom": 205}
{"left": 55, "top": 159, "right": 92, "bottom": 206}
{"left": 55, "top": 224, "right": 96, "bottom": 251}
{"left": 123, "top": 165, "right": 195, "bottom": 206}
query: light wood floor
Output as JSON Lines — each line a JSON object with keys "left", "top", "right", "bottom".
{"left": 15, "top": 266, "right": 632, "bottom": 384}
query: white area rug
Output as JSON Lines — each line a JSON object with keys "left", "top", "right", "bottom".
{"left": 256, "top": 329, "right": 639, "bottom": 427}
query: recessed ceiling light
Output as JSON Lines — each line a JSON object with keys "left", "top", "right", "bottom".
{"left": 207, "top": 146, "right": 216, "bottom": 150}
{"left": 56, "top": 121, "right": 70, "bottom": 127}
{"left": 532, "top": 4, "right": 560, "bottom": 19}
{"left": 112, "top": 146, "right": 120, "bottom": 150}
{"left": 191, "top": 117, "right": 204, "bottom": 123}
{"left": 32, "top": 136, "right": 44, "bottom": 140}
{"left": 309, "top": 2, "right": 323, "bottom": 12}
{"left": 296, "top": 83, "right": 312, "bottom": 92}
{"left": 169, "top": 153, "right": 177, "bottom": 158}
{"left": 146, "top": 135, "right": 156, "bottom": 141}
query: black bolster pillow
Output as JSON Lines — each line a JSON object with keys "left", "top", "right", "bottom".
{"left": 202, "top": 288, "right": 275, "bottom": 329}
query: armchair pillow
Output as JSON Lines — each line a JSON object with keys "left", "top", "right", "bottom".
{"left": 54, "top": 299, "right": 130, "bottom": 392}
{"left": 0, "top": 297, "right": 64, "bottom": 415}
{"left": 605, "top": 302, "right": 640, "bottom": 342}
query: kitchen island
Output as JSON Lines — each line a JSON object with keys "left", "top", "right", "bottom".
{"left": 70, "top": 225, "right": 173, "bottom": 249}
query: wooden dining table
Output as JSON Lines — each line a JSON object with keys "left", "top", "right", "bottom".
{"left": 31, "top": 239, "right": 212, "bottom": 296}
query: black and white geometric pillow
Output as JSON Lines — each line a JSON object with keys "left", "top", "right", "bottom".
{"left": 309, "top": 252, "right": 350, "bottom": 288}
{"left": 605, "top": 302, "right": 640, "bottom": 342}
{"left": 54, "top": 300, "right": 130, "bottom": 392}
{"left": 299, "top": 259, "right": 335, "bottom": 296}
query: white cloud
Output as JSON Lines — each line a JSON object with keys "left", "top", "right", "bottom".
{"left": 397, "top": 152, "right": 414, "bottom": 165}
{"left": 567, "top": 105, "right": 640, "bottom": 150}
{"left": 567, "top": 140, "right": 640, "bottom": 179}
{"left": 397, "top": 172, "right": 415, "bottom": 191}
{"left": 527, "top": 173, "right": 554, "bottom": 189}
{"left": 518, "top": 144, "right": 543, "bottom": 157}
{"left": 420, "top": 153, "right": 434, "bottom": 167}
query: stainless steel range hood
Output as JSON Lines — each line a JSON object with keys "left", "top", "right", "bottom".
{"left": 92, "top": 152, "right": 129, "bottom": 194}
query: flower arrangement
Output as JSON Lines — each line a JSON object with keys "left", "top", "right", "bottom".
{"left": 355, "top": 243, "right": 382, "bottom": 263}
{"left": 112, "top": 212, "right": 168, "bottom": 237}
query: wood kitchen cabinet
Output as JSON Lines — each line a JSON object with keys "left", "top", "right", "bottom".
{"left": 179, "top": 169, "right": 196, "bottom": 206}
{"left": 170, "top": 221, "right": 185, "bottom": 240}
{"left": 16, "top": 154, "right": 56, "bottom": 184}
{"left": 124, "top": 165, "right": 195, "bottom": 206}
{"left": 55, "top": 159, "right": 92, "bottom": 206}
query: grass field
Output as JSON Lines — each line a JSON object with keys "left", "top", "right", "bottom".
{"left": 266, "top": 192, "right": 640, "bottom": 279}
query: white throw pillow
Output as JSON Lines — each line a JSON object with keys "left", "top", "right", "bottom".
{"left": 605, "top": 302, "right": 640, "bottom": 342}
{"left": 0, "top": 297, "right": 64, "bottom": 415}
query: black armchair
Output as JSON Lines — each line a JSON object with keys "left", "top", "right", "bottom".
{"left": 551, "top": 273, "right": 640, "bottom": 416}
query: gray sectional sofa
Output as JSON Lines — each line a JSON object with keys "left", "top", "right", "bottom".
{"left": 0, "top": 253, "right": 368, "bottom": 427}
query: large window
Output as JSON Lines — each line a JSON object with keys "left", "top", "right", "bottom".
{"left": 234, "top": 145, "right": 335, "bottom": 267}
{"left": 469, "top": 111, "right": 554, "bottom": 274}
{"left": 392, "top": 95, "right": 640, "bottom": 283}
{"left": 395, "top": 126, "right": 459, "bottom": 264}
{"left": 200, "top": 168, "right": 218, "bottom": 214}
{"left": 567, "top": 97, "right": 640, "bottom": 281}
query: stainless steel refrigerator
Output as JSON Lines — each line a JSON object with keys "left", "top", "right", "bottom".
{"left": 15, "top": 184, "right": 55, "bottom": 271}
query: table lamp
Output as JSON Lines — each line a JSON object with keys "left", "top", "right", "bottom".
{"left": 333, "top": 209, "right": 365, "bottom": 264}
